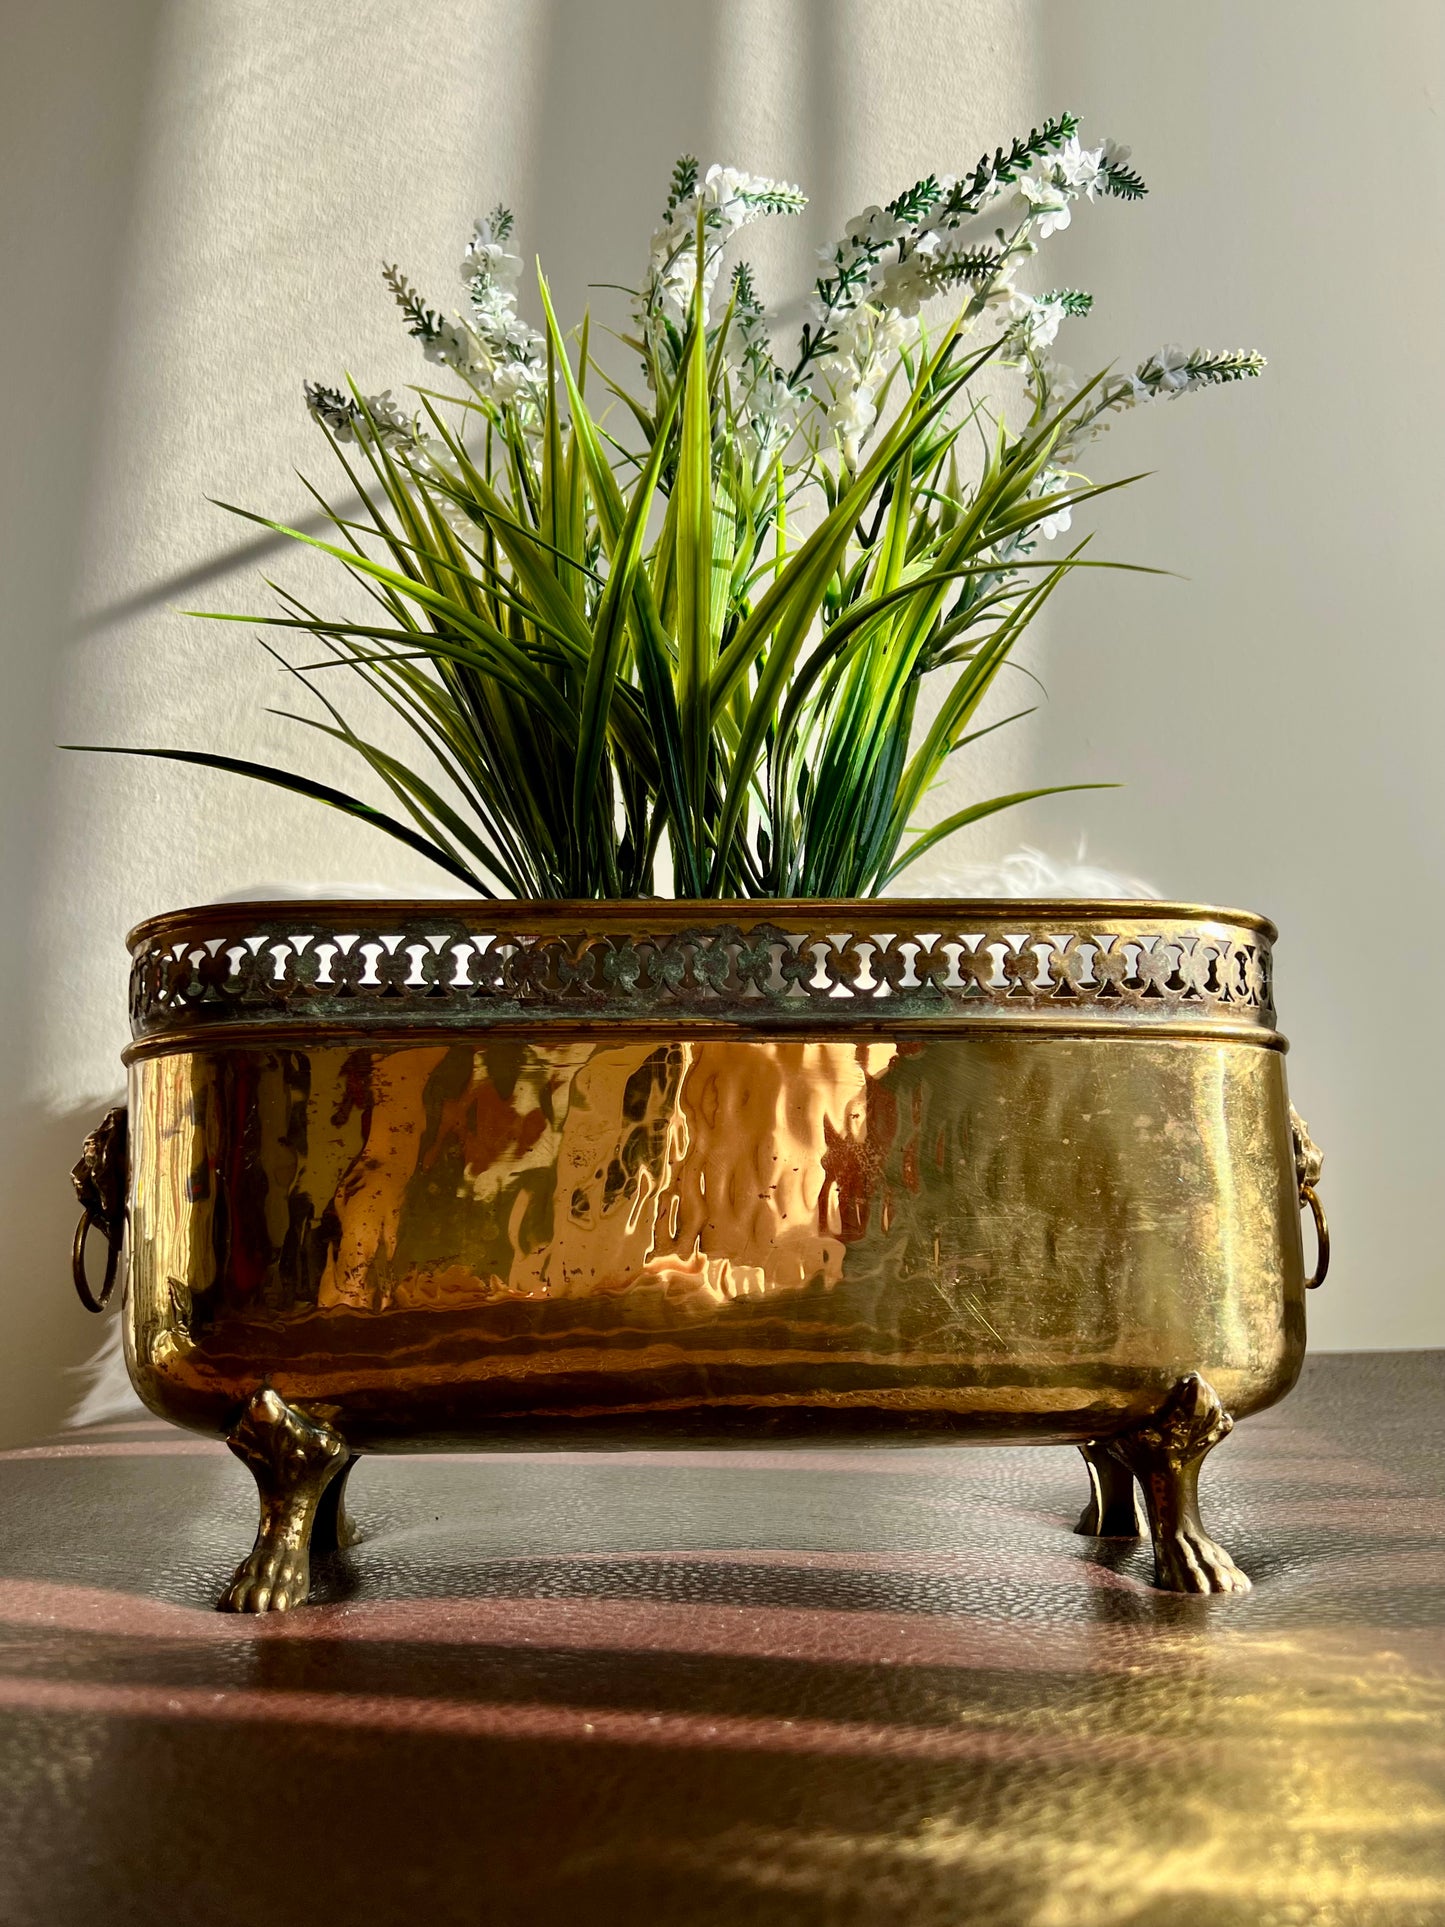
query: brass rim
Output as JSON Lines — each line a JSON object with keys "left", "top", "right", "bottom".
{"left": 125, "top": 898, "right": 1279, "bottom": 1046}
{"left": 127, "top": 896, "right": 1280, "bottom": 951}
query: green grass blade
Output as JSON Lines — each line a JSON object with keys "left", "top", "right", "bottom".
{"left": 572, "top": 377, "right": 681, "bottom": 858}
{"left": 64, "top": 746, "right": 485, "bottom": 890}
{"left": 675, "top": 287, "right": 714, "bottom": 825}
{"left": 883, "top": 785, "right": 1119, "bottom": 886}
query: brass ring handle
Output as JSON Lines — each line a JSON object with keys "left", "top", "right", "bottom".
{"left": 70, "top": 1105, "right": 128, "bottom": 1315}
{"left": 1300, "top": 1180, "right": 1330, "bottom": 1290}
{"left": 72, "top": 1208, "right": 123, "bottom": 1314}
{"left": 1289, "top": 1104, "right": 1328, "bottom": 1292}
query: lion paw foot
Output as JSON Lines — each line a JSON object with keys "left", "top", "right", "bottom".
{"left": 221, "top": 1390, "right": 348, "bottom": 1613}
{"left": 1155, "top": 1527, "right": 1251, "bottom": 1595}
{"left": 220, "top": 1540, "right": 310, "bottom": 1614}
{"left": 236, "top": 1387, "right": 343, "bottom": 1486}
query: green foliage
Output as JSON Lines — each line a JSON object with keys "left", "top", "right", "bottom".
{"left": 886, "top": 176, "right": 947, "bottom": 226}
{"left": 948, "top": 113, "right": 1082, "bottom": 216}
{"left": 382, "top": 265, "right": 446, "bottom": 348}
{"left": 1146, "top": 347, "right": 1265, "bottom": 386}
{"left": 76, "top": 120, "right": 1261, "bottom": 902}
{"left": 665, "top": 156, "right": 700, "bottom": 216}
{"left": 1102, "top": 156, "right": 1148, "bottom": 201}
{"left": 1042, "top": 289, "right": 1095, "bottom": 318}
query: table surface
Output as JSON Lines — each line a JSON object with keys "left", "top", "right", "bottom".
{"left": 0, "top": 1352, "right": 1441, "bottom": 1926}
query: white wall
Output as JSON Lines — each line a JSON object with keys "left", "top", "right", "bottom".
{"left": 1, "top": 0, "right": 1440, "bottom": 1444}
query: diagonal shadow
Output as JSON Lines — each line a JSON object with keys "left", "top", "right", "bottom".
{"left": 68, "top": 495, "right": 366, "bottom": 640}
{"left": 81, "top": 0, "right": 848, "bottom": 650}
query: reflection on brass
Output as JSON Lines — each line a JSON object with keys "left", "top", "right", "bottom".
{"left": 1290, "top": 1104, "right": 1330, "bottom": 1289}
{"left": 1105, "top": 1373, "right": 1249, "bottom": 1594}
{"left": 70, "top": 1104, "right": 128, "bottom": 1313}
{"left": 1074, "top": 1441, "right": 1144, "bottom": 1538}
{"left": 88, "top": 900, "right": 1322, "bottom": 1604}
{"left": 221, "top": 1388, "right": 349, "bottom": 1613}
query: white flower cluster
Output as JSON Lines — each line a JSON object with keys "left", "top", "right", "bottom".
{"left": 1016, "top": 136, "right": 1131, "bottom": 237}
{"left": 300, "top": 387, "right": 477, "bottom": 531}
{"left": 1004, "top": 340, "right": 1265, "bottom": 550}
{"left": 806, "top": 138, "right": 1130, "bottom": 463}
{"left": 804, "top": 204, "right": 977, "bottom": 464}
{"left": 727, "top": 267, "right": 798, "bottom": 466}
{"left": 457, "top": 211, "right": 546, "bottom": 410}
{"left": 303, "top": 124, "right": 1259, "bottom": 560}
{"left": 415, "top": 314, "right": 479, "bottom": 381}
{"left": 1026, "top": 343, "right": 1267, "bottom": 445}
{"left": 640, "top": 161, "right": 807, "bottom": 336}
{"left": 1105, "top": 344, "right": 1267, "bottom": 408}
{"left": 811, "top": 304, "right": 915, "bottom": 466}
{"left": 1027, "top": 469, "right": 1077, "bottom": 541}
{"left": 303, "top": 384, "right": 414, "bottom": 448}
{"left": 818, "top": 193, "right": 1001, "bottom": 325}
{"left": 366, "top": 212, "right": 546, "bottom": 426}
{"left": 999, "top": 288, "right": 1090, "bottom": 358}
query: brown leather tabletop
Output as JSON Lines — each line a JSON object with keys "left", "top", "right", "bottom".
{"left": 0, "top": 1351, "right": 1442, "bottom": 1925}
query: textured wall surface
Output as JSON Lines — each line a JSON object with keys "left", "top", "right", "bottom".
{"left": 1, "top": 0, "right": 1440, "bottom": 1444}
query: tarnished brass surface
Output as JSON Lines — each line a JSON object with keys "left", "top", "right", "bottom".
{"left": 103, "top": 899, "right": 1320, "bottom": 1600}
{"left": 312, "top": 1453, "right": 362, "bottom": 1554}
{"left": 122, "top": 1012, "right": 1307, "bottom": 1448}
{"left": 220, "top": 1387, "right": 349, "bottom": 1613}
{"left": 1095, "top": 1372, "right": 1249, "bottom": 1593}
{"left": 124, "top": 897, "right": 1279, "bottom": 1044}
{"left": 1074, "top": 1440, "right": 1144, "bottom": 1538}
{"left": 1072, "top": 1375, "right": 1251, "bottom": 1593}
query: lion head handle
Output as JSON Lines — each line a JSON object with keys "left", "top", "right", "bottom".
{"left": 71, "top": 1106, "right": 128, "bottom": 1312}
{"left": 1289, "top": 1106, "right": 1323, "bottom": 1191}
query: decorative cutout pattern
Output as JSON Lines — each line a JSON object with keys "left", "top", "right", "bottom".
{"left": 127, "top": 902, "right": 1275, "bottom": 1041}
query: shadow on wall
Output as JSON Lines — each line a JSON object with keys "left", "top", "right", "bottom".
{"left": 1, "top": 0, "right": 168, "bottom": 1449}
{"left": 64, "top": 0, "right": 848, "bottom": 643}
{"left": 66, "top": 500, "right": 365, "bottom": 642}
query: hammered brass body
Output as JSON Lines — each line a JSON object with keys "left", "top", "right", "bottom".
{"left": 106, "top": 900, "right": 1315, "bottom": 1602}
{"left": 123, "top": 1027, "right": 1304, "bottom": 1447}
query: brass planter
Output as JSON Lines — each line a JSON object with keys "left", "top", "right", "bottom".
{"left": 72, "top": 899, "right": 1327, "bottom": 1610}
